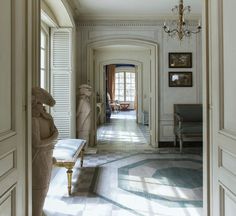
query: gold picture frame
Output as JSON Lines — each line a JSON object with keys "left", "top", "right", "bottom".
{"left": 169, "top": 52, "right": 192, "bottom": 68}
{"left": 169, "top": 72, "right": 192, "bottom": 87}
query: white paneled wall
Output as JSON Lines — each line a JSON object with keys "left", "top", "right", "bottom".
{"left": 77, "top": 20, "right": 202, "bottom": 141}
{"left": 160, "top": 33, "right": 202, "bottom": 141}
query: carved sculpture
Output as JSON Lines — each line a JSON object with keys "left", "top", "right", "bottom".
{"left": 32, "top": 87, "right": 58, "bottom": 216}
{"left": 76, "top": 84, "right": 92, "bottom": 147}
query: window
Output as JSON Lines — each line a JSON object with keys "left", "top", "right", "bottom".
{"left": 40, "top": 30, "right": 48, "bottom": 89}
{"left": 115, "top": 72, "right": 135, "bottom": 102}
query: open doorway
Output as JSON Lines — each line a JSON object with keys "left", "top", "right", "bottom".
{"left": 105, "top": 64, "right": 137, "bottom": 121}
{"left": 90, "top": 41, "right": 158, "bottom": 148}
{"left": 97, "top": 63, "right": 150, "bottom": 149}
{"left": 27, "top": 1, "right": 210, "bottom": 216}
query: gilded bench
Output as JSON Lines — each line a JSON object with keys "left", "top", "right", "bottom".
{"left": 53, "top": 139, "right": 86, "bottom": 195}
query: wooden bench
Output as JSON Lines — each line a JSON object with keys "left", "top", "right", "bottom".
{"left": 53, "top": 139, "right": 86, "bottom": 195}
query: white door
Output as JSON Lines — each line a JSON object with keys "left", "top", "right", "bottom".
{"left": 0, "top": 0, "right": 28, "bottom": 215}
{"left": 209, "top": 1, "right": 236, "bottom": 215}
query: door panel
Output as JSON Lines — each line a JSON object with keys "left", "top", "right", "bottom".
{"left": 0, "top": 0, "right": 11, "bottom": 134}
{"left": 224, "top": 188, "right": 236, "bottom": 216}
{"left": 222, "top": 0, "right": 236, "bottom": 133}
{"left": 0, "top": 0, "right": 27, "bottom": 215}
{"left": 209, "top": 0, "right": 236, "bottom": 215}
{"left": 0, "top": 190, "right": 13, "bottom": 216}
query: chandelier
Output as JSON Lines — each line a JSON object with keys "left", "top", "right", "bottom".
{"left": 163, "top": 0, "right": 201, "bottom": 40}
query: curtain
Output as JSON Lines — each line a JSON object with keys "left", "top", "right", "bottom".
{"left": 107, "top": 64, "right": 116, "bottom": 100}
{"left": 134, "top": 94, "right": 137, "bottom": 110}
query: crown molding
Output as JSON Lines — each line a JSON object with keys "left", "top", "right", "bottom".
{"left": 77, "top": 13, "right": 201, "bottom": 21}
{"left": 77, "top": 19, "right": 200, "bottom": 28}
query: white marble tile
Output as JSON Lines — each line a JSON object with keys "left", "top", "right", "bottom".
{"left": 44, "top": 112, "right": 202, "bottom": 216}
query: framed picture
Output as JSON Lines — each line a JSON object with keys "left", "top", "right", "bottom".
{"left": 169, "top": 52, "right": 192, "bottom": 68}
{"left": 169, "top": 72, "right": 192, "bottom": 87}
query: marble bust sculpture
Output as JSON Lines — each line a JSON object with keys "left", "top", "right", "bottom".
{"left": 76, "top": 84, "right": 92, "bottom": 147}
{"left": 32, "top": 87, "right": 58, "bottom": 216}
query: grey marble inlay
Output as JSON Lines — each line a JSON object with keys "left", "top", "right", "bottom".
{"left": 152, "top": 167, "right": 202, "bottom": 188}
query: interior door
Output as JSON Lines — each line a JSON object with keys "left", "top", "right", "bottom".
{"left": 209, "top": 0, "right": 236, "bottom": 215}
{"left": 0, "top": 0, "right": 27, "bottom": 215}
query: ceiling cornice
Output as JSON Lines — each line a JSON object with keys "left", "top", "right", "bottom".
{"left": 77, "top": 19, "right": 200, "bottom": 28}
{"left": 77, "top": 14, "right": 201, "bottom": 22}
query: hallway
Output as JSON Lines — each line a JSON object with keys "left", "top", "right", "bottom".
{"left": 44, "top": 112, "right": 203, "bottom": 216}
{"left": 97, "top": 111, "right": 150, "bottom": 150}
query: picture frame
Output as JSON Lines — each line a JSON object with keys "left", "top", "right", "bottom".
{"left": 169, "top": 52, "right": 192, "bottom": 68}
{"left": 169, "top": 72, "right": 192, "bottom": 87}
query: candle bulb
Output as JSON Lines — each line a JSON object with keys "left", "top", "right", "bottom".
{"left": 198, "top": 20, "right": 201, "bottom": 26}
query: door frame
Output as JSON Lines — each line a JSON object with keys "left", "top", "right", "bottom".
{"left": 202, "top": 0, "right": 210, "bottom": 215}
{"left": 26, "top": 0, "right": 41, "bottom": 215}
{"left": 86, "top": 39, "right": 159, "bottom": 148}
{"left": 96, "top": 60, "right": 148, "bottom": 146}
{"left": 28, "top": 1, "right": 211, "bottom": 215}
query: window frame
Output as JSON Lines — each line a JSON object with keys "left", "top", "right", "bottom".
{"left": 40, "top": 25, "right": 50, "bottom": 90}
{"left": 115, "top": 70, "right": 136, "bottom": 102}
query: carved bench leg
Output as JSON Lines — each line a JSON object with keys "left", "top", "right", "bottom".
{"left": 80, "top": 148, "right": 85, "bottom": 168}
{"left": 66, "top": 167, "right": 73, "bottom": 195}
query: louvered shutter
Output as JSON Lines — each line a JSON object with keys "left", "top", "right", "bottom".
{"left": 50, "top": 28, "right": 75, "bottom": 139}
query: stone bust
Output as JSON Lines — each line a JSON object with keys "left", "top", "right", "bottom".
{"left": 76, "top": 84, "right": 92, "bottom": 147}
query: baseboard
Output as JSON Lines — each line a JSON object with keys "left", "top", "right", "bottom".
{"left": 159, "top": 141, "right": 203, "bottom": 148}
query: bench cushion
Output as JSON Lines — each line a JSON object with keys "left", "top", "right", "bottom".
{"left": 53, "top": 139, "right": 86, "bottom": 161}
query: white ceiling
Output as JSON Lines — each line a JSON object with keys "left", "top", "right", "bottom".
{"left": 72, "top": 0, "right": 202, "bottom": 20}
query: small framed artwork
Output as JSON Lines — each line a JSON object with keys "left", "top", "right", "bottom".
{"left": 169, "top": 72, "right": 192, "bottom": 87}
{"left": 169, "top": 52, "right": 192, "bottom": 68}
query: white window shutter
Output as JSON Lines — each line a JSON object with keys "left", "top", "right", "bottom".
{"left": 50, "top": 28, "right": 75, "bottom": 139}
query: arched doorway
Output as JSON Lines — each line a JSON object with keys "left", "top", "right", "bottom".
{"left": 86, "top": 39, "right": 159, "bottom": 148}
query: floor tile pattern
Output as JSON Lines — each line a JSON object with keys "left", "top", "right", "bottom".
{"left": 93, "top": 153, "right": 202, "bottom": 216}
{"left": 44, "top": 111, "right": 202, "bottom": 216}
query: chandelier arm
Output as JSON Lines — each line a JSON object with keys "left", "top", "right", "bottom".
{"left": 183, "top": 28, "right": 201, "bottom": 35}
{"left": 189, "top": 29, "right": 201, "bottom": 34}
{"left": 163, "top": 27, "right": 179, "bottom": 34}
{"left": 168, "top": 29, "right": 179, "bottom": 34}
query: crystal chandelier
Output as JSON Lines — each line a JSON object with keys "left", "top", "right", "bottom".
{"left": 163, "top": 0, "right": 201, "bottom": 40}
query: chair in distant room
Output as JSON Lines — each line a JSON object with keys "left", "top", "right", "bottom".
{"left": 107, "top": 92, "right": 120, "bottom": 113}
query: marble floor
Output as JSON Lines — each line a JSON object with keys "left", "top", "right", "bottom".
{"left": 43, "top": 111, "right": 203, "bottom": 216}
{"left": 97, "top": 111, "right": 150, "bottom": 150}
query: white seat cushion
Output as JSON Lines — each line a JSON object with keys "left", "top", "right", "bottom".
{"left": 53, "top": 139, "right": 86, "bottom": 161}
